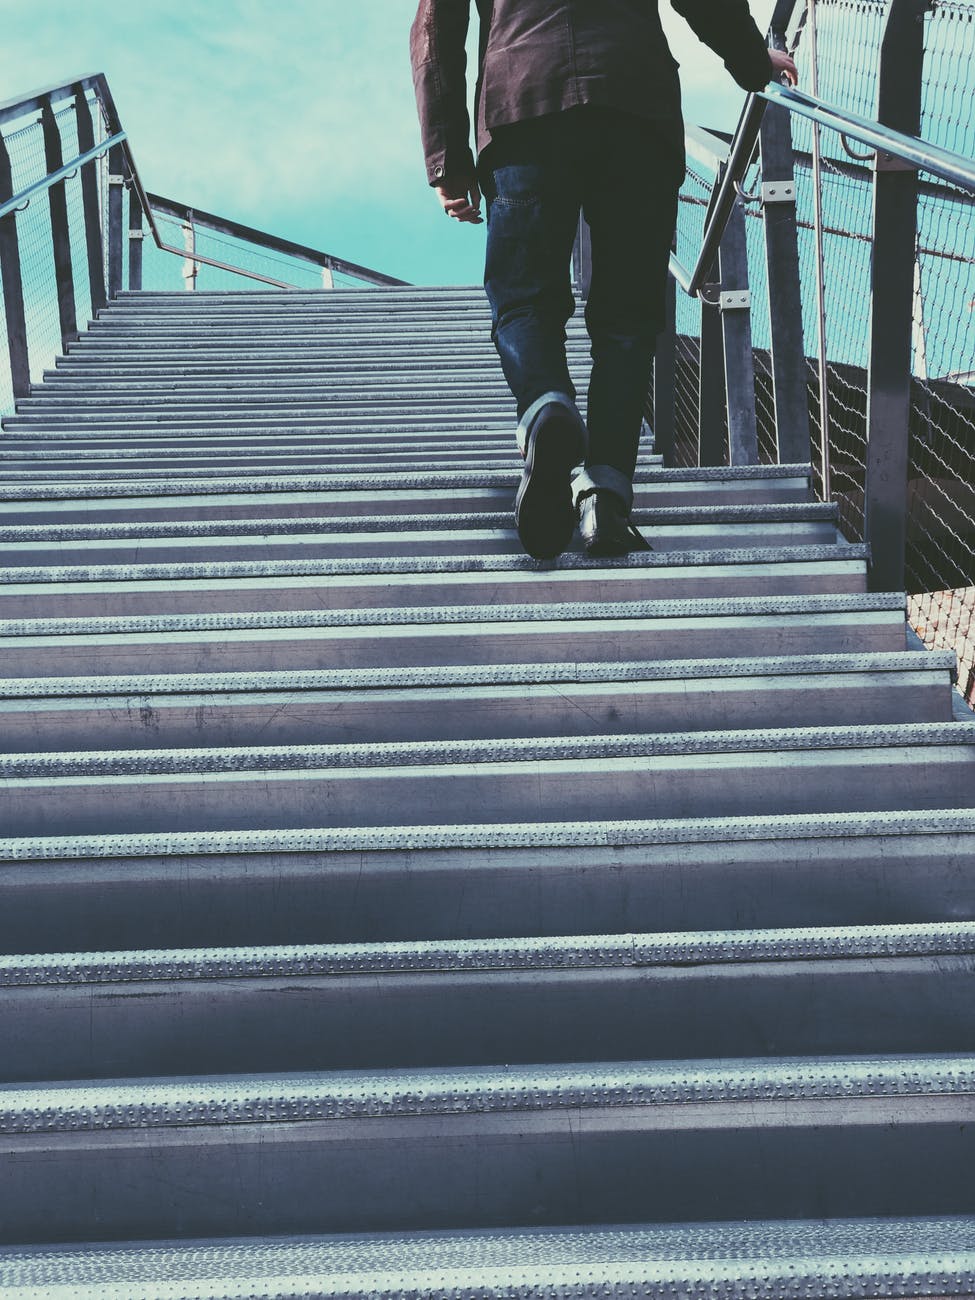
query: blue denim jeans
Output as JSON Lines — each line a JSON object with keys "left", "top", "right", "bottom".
{"left": 478, "top": 105, "right": 682, "bottom": 508}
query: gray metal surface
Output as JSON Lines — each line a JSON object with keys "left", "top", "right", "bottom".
{"left": 3, "top": 1217, "right": 975, "bottom": 1300}
{"left": 3, "top": 1054, "right": 974, "bottom": 1133}
{"left": 3, "top": 278, "right": 974, "bottom": 1267}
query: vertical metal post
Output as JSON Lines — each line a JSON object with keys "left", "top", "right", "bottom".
{"left": 107, "top": 143, "right": 125, "bottom": 297}
{"left": 73, "top": 87, "right": 106, "bottom": 314}
{"left": 0, "top": 132, "right": 31, "bottom": 399}
{"left": 321, "top": 263, "right": 335, "bottom": 290}
{"left": 572, "top": 214, "right": 593, "bottom": 300}
{"left": 652, "top": 268, "right": 677, "bottom": 465}
{"left": 717, "top": 197, "right": 759, "bottom": 465}
{"left": 182, "top": 216, "right": 199, "bottom": 290}
{"left": 698, "top": 294, "right": 726, "bottom": 466}
{"left": 864, "top": 0, "right": 929, "bottom": 592}
{"left": 41, "top": 100, "right": 77, "bottom": 348}
{"left": 759, "top": 77, "right": 811, "bottom": 466}
{"left": 128, "top": 188, "right": 143, "bottom": 291}
{"left": 807, "top": 0, "right": 832, "bottom": 499}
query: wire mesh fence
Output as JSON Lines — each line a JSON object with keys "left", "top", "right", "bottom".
{"left": 0, "top": 86, "right": 381, "bottom": 416}
{"left": 657, "top": 0, "right": 975, "bottom": 705}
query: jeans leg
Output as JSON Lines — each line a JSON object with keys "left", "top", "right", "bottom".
{"left": 581, "top": 118, "right": 682, "bottom": 490}
{"left": 479, "top": 128, "right": 582, "bottom": 420}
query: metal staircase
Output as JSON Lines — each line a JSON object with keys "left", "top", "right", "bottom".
{"left": 1, "top": 285, "right": 975, "bottom": 1297}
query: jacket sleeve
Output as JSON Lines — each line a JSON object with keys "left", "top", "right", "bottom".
{"left": 410, "top": 0, "right": 476, "bottom": 186}
{"left": 670, "top": 0, "right": 773, "bottom": 92}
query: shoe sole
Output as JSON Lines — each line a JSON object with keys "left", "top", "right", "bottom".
{"left": 515, "top": 408, "right": 586, "bottom": 560}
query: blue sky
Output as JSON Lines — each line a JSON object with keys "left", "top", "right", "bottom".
{"left": 0, "top": 0, "right": 776, "bottom": 287}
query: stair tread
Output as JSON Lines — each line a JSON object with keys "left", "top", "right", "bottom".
{"left": 3, "top": 1217, "right": 974, "bottom": 1300}
{"left": 5, "top": 920, "right": 975, "bottom": 986}
{"left": 0, "top": 649, "right": 948, "bottom": 699}
{"left": 4, "top": 806, "right": 975, "bottom": 862}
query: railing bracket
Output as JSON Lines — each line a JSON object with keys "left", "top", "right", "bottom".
{"left": 719, "top": 289, "right": 752, "bottom": 311}
{"left": 108, "top": 173, "right": 125, "bottom": 186}
{"left": 127, "top": 229, "right": 144, "bottom": 241}
{"left": 875, "top": 151, "right": 919, "bottom": 173}
{"left": 761, "top": 180, "right": 796, "bottom": 203}
{"left": 698, "top": 283, "right": 721, "bottom": 306}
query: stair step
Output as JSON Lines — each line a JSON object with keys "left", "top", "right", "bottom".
{"left": 2, "top": 720, "right": 972, "bottom": 836}
{"left": 3, "top": 1217, "right": 974, "bottom": 1300}
{"left": 3, "top": 922, "right": 974, "bottom": 1081}
{"left": 1, "top": 468, "right": 795, "bottom": 518}
{"left": 3, "top": 808, "right": 972, "bottom": 952}
{"left": 0, "top": 593, "right": 905, "bottom": 677}
{"left": 0, "top": 652, "right": 952, "bottom": 751}
{"left": 0, "top": 505, "right": 841, "bottom": 555}
{"left": 2, "top": 1055, "right": 974, "bottom": 1240}
{"left": 0, "top": 546, "right": 870, "bottom": 617}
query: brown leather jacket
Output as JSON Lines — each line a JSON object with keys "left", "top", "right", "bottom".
{"left": 411, "top": 0, "right": 773, "bottom": 185}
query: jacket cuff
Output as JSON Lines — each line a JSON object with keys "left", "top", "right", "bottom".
{"left": 427, "top": 146, "right": 476, "bottom": 187}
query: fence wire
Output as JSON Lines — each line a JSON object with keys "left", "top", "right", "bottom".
{"left": 0, "top": 103, "right": 95, "bottom": 417}
{"left": 659, "top": 0, "right": 975, "bottom": 704}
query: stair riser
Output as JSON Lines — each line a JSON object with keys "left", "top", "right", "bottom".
{"left": 0, "top": 522, "right": 841, "bottom": 560}
{"left": 0, "top": 673, "right": 949, "bottom": 752}
{"left": 0, "top": 563, "right": 868, "bottom": 619}
{"left": 2, "top": 747, "right": 971, "bottom": 836}
{"left": 4, "top": 832, "right": 973, "bottom": 953}
{"left": 2, "top": 1108, "right": 973, "bottom": 1243}
{"left": 3, "top": 959, "right": 973, "bottom": 1081}
{"left": 0, "top": 612, "right": 900, "bottom": 677}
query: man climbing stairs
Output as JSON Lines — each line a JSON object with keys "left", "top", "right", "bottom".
{"left": 0, "top": 285, "right": 973, "bottom": 1296}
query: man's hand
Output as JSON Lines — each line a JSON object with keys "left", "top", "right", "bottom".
{"left": 769, "top": 48, "right": 799, "bottom": 86}
{"left": 436, "top": 177, "right": 483, "bottom": 224}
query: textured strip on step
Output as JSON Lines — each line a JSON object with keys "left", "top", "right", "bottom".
{"left": 3, "top": 1054, "right": 974, "bottom": 1133}
{"left": 0, "top": 543, "right": 870, "bottom": 586}
{"left": 2, "top": 1217, "right": 974, "bottom": 1300}
{"left": 0, "top": 649, "right": 949, "bottom": 699}
{"left": 4, "top": 720, "right": 972, "bottom": 779}
{"left": 0, "top": 591, "right": 901, "bottom": 637}
{"left": 0, "top": 465, "right": 810, "bottom": 502}
{"left": 6, "top": 920, "right": 975, "bottom": 986}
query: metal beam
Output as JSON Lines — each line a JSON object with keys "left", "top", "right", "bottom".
{"left": 73, "top": 87, "right": 106, "bottom": 314}
{"left": 653, "top": 264, "right": 678, "bottom": 466}
{"left": 864, "top": 0, "right": 929, "bottom": 592}
{"left": 107, "top": 143, "right": 125, "bottom": 298}
{"left": 40, "top": 100, "right": 77, "bottom": 349}
{"left": 0, "top": 132, "right": 30, "bottom": 400}
{"left": 717, "top": 199, "right": 759, "bottom": 465}
{"left": 760, "top": 90, "right": 811, "bottom": 466}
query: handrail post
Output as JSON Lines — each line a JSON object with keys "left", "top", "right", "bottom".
{"left": 717, "top": 195, "right": 759, "bottom": 464}
{"left": 759, "top": 66, "right": 811, "bottom": 466}
{"left": 41, "top": 99, "right": 77, "bottom": 348}
{"left": 863, "top": 0, "right": 929, "bottom": 591}
{"left": 128, "top": 186, "right": 143, "bottom": 291}
{"left": 652, "top": 262, "right": 677, "bottom": 466}
{"left": 698, "top": 291, "right": 726, "bottom": 466}
{"left": 73, "top": 87, "right": 106, "bottom": 314}
{"left": 107, "top": 142, "right": 125, "bottom": 297}
{"left": 0, "top": 131, "right": 30, "bottom": 400}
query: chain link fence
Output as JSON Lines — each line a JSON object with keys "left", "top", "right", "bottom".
{"left": 659, "top": 0, "right": 975, "bottom": 706}
{"left": 1, "top": 82, "right": 395, "bottom": 419}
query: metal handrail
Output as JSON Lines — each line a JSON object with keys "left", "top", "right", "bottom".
{"left": 762, "top": 84, "right": 975, "bottom": 192}
{"left": 674, "top": 78, "right": 975, "bottom": 304}
{"left": 0, "top": 72, "right": 407, "bottom": 290}
{"left": 0, "top": 131, "right": 127, "bottom": 221}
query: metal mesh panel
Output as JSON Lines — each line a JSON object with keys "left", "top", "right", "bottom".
{"left": 0, "top": 97, "right": 104, "bottom": 417}
{"left": 142, "top": 211, "right": 368, "bottom": 293}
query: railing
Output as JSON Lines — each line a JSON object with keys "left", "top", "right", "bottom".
{"left": 638, "top": 0, "right": 975, "bottom": 707}
{"left": 0, "top": 73, "right": 407, "bottom": 415}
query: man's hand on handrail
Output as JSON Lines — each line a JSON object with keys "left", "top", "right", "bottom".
{"left": 435, "top": 175, "right": 483, "bottom": 225}
{"left": 769, "top": 48, "right": 799, "bottom": 86}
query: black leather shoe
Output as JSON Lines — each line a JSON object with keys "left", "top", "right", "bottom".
{"left": 578, "top": 489, "right": 652, "bottom": 557}
{"left": 515, "top": 400, "right": 588, "bottom": 559}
